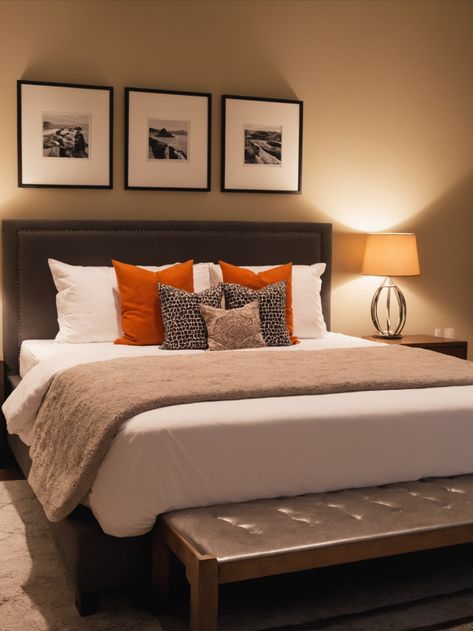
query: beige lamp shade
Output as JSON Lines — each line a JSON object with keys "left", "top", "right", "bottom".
{"left": 362, "top": 233, "right": 420, "bottom": 277}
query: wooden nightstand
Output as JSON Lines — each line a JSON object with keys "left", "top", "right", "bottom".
{"left": 362, "top": 335, "right": 468, "bottom": 360}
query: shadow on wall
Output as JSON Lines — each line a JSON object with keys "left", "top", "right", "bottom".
{"left": 398, "top": 170, "right": 473, "bottom": 332}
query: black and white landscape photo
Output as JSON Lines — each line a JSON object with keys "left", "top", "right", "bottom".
{"left": 244, "top": 124, "right": 282, "bottom": 165}
{"left": 148, "top": 120, "right": 189, "bottom": 160}
{"left": 42, "top": 111, "right": 90, "bottom": 158}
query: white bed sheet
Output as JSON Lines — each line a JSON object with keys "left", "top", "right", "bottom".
{"left": 19, "top": 333, "right": 377, "bottom": 376}
{"left": 20, "top": 339, "right": 176, "bottom": 377}
{"left": 7, "top": 333, "right": 473, "bottom": 538}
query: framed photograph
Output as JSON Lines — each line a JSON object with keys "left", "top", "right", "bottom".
{"left": 125, "top": 87, "right": 211, "bottom": 191}
{"left": 17, "top": 80, "right": 113, "bottom": 188}
{"left": 221, "top": 95, "right": 303, "bottom": 194}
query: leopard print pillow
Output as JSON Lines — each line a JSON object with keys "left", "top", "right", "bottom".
{"left": 221, "top": 280, "right": 291, "bottom": 347}
{"left": 158, "top": 284, "right": 224, "bottom": 350}
{"left": 200, "top": 300, "right": 266, "bottom": 351}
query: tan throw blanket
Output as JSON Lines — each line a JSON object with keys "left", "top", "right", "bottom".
{"left": 28, "top": 346, "right": 473, "bottom": 522}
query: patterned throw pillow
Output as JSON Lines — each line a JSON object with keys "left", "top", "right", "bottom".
{"left": 200, "top": 300, "right": 266, "bottom": 351}
{"left": 158, "top": 284, "right": 224, "bottom": 350}
{"left": 222, "top": 281, "right": 291, "bottom": 347}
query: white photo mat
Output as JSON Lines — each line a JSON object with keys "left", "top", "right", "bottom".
{"left": 222, "top": 96, "right": 302, "bottom": 193}
{"left": 126, "top": 89, "right": 211, "bottom": 190}
{"left": 18, "top": 81, "right": 112, "bottom": 188}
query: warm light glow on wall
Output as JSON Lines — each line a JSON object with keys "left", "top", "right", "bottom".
{"left": 315, "top": 166, "right": 473, "bottom": 232}
{"left": 308, "top": 171, "right": 419, "bottom": 232}
{"left": 331, "top": 275, "right": 379, "bottom": 334}
{"left": 328, "top": 201, "right": 413, "bottom": 232}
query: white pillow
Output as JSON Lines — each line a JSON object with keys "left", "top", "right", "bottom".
{"left": 49, "top": 260, "right": 211, "bottom": 343}
{"left": 291, "top": 264, "right": 327, "bottom": 338}
{"left": 209, "top": 263, "right": 327, "bottom": 339}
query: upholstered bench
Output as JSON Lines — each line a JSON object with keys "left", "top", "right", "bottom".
{"left": 152, "top": 475, "right": 473, "bottom": 631}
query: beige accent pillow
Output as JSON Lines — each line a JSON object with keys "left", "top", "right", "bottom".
{"left": 200, "top": 300, "right": 266, "bottom": 351}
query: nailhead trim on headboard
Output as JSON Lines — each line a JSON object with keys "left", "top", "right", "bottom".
{"left": 3, "top": 220, "right": 332, "bottom": 378}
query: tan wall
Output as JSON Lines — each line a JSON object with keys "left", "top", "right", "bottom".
{"left": 1, "top": 0, "right": 473, "bottom": 355}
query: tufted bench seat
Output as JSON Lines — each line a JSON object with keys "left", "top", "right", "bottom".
{"left": 152, "top": 475, "right": 473, "bottom": 630}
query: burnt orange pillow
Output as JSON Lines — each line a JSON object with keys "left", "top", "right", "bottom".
{"left": 219, "top": 260, "right": 297, "bottom": 343}
{"left": 113, "top": 260, "right": 194, "bottom": 345}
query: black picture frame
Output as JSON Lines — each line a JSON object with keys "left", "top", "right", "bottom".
{"left": 17, "top": 80, "right": 113, "bottom": 189}
{"left": 125, "top": 87, "right": 211, "bottom": 191}
{"left": 221, "top": 94, "right": 303, "bottom": 194}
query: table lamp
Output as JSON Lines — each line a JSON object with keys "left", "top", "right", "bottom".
{"left": 361, "top": 233, "right": 420, "bottom": 339}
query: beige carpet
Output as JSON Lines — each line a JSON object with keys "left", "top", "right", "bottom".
{"left": 2, "top": 479, "right": 473, "bottom": 631}
{"left": 0, "top": 480, "right": 162, "bottom": 630}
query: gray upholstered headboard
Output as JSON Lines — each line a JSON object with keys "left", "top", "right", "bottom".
{"left": 2, "top": 220, "right": 332, "bottom": 377}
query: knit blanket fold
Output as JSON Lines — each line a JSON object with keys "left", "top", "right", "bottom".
{"left": 28, "top": 346, "right": 473, "bottom": 522}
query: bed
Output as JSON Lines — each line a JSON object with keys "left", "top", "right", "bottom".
{"left": 2, "top": 219, "right": 335, "bottom": 612}
{"left": 3, "top": 219, "right": 473, "bottom": 617}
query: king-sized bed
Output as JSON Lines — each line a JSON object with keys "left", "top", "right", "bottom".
{"left": 2, "top": 219, "right": 473, "bottom": 616}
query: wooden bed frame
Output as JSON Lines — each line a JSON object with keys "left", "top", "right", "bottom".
{"left": 1, "top": 219, "right": 332, "bottom": 615}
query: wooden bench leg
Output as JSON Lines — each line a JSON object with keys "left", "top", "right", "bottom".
{"left": 189, "top": 556, "right": 219, "bottom": 631}
{"left": 152, "top": 527, "right": 171, "bottom": 613}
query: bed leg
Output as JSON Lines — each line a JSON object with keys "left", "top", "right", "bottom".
{"left": 152, "top": 527, "right": 171, "bottom": 612}
{"left": 189, "top": 556, "right": 219, "bottom": 631}
{"left": 75, "top": 589, "right": 98, "bottom": 616}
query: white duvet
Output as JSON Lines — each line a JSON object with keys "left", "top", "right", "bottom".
{"left": 4, "top": 333, "right": 473, "bottom": 537}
